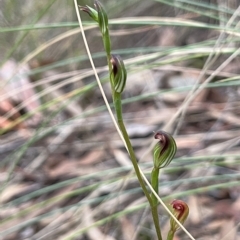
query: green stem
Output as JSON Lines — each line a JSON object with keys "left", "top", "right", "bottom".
{"left": 151, "top": 167, "right": 159, "bottom": 206}
{"left": 101, "top": 20, "right": 162, "bottom": 240}
{"left": 151, "top": 167, "right": 162, "bottom": 240}
{"left": 151, "top": 207, "right": 162, "bottom": 240}
{"left": 102, "top": 29, "right": 114, "bottom": 95}
{"left": 114, "top": 93, "right": 162, "bottom": 240}
{"left": 114, "top": 92, "right": 152, "bottom": 203}
{"left": 167, "top": 230, "right": 175, "bottom": 240}
{"left": 101, "top": 27, "right": 152, "bottom": 204}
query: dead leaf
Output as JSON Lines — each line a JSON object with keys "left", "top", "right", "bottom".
{"left": 219, "top": 219, "right": 236, "bottom": 240}
{"left": 0, "top": 60, "right": 41, "bottom": 130}
{"left": 188, "top": 196, "right": 201, "bottom": 224}
{"left": 82, "top": 206, "right": 116, "bottom": 240}
{"left": 0, "top": 184, "right": 31, "bottom": 203}
{"left": 78, "top": 150, "right": 105, "bottom": 166}
{"left": 112, "top": 149, "right": 131, "bottom": 167}
{"left": 120, "top": 216, "right": 135, "bottom": 240}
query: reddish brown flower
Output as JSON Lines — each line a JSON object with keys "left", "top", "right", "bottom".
{"left": 170, "top": 199, "right": 189, "bottom": 232}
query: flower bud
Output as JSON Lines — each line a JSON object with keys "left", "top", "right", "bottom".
{"left": 110, "top": 55, "right": 127, "bottom": 93}
{"left": 79, "top": 1, "right": 108, "bottom": 34}
{"left": 153, "top": 131, "right": 177, "bottom": 169}
{"left": 79, "top": 5, "right": 98, "bottom": 22}
{"left": 170, "top": 199, "right": 189, "bottom": 232}
{"left": 94, "top": 1, "right": 111, "bottom": 54}
{"left": 94, "top": 0, "right": 108, "bottom": 35}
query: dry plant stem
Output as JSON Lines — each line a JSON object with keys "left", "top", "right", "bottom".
{"left": 114, "top": 92, "right": 162, "bottom": 240}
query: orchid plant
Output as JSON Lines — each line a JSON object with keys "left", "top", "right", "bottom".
{"left": 79, "top": 1, "right": 189, "bottom": 239}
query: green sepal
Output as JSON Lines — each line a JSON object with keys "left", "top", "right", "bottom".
{"left": 94, "top": 1, "right": 108, "bottom": 35}
{"left": 79, "top": 5, "right": 98, "bottom": 22}
{"left": 95, "top": 1, "right": 111, "bottom": 55}
{"left": 110, "top": 55, "right": 127, "bottom": 93}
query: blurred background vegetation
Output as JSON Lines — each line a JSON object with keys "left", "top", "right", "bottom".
{"left": 1, "top": 0, "right": 240, "bottom": 239}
